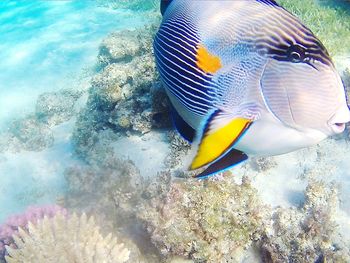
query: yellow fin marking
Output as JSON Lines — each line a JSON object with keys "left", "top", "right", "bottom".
{"left": 196, "top": 45, "right": 222, "bottom": 74}
{"left": 190, "top": 118, "right": 251, "bottom": 170}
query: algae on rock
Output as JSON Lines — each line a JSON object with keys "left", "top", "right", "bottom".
{"left": 139, "top": 174, "right": 269, "bottom": 263}
{"left": 63, "top": 154, "right": 165, "bottom": 263}
{"left": 260, "top": 180, "right": 350, "bottom": 263}
{"left": 72, "top": 25, "right": 171, "bottom": 160}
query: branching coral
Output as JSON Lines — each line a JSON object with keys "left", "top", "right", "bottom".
{"left": 0, "top": 205, "right": 66, "bottom": 262}
{"left": 5, "top": 213, "right": 130, "bottom": 263}
{"left": 64, "top": 156, "right": 165, "bottom": 262}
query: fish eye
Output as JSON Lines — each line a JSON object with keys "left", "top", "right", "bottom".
{"left": 290, "top": 51, "right": 301, "bottom": 61}
{"left": 287, "top": 44, "right": 305, "bottom": 62}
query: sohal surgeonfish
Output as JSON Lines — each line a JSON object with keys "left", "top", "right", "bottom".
{"left": 154, "top": 0, "right": 350, "bottom": 178}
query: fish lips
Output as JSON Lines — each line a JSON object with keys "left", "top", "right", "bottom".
{"left": 327, "top": 104, "right": 350, "bottom": 134}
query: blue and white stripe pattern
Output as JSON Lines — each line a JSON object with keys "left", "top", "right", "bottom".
{"left": 154, "top": 10, "right": 217, "bottom": 116}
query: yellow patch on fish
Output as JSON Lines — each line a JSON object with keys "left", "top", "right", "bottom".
{"left": 196, "top": 45, "right": 222, "bottom": 74}
{"left": 190, "top": 117, "right": 251, "bottom": 170}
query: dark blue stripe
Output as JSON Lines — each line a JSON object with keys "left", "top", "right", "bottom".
{"left": 256, "top": 0, "right": 279, "bottom": 7}
{"left": 164, "top": 20, "right": 200, "bottom": 43}
{"left": 154, "top": 41, "right": 212, "bottom": 111}
{"left": 155, "top": 26, "right": 214, "bottom": 91}
{"left": 158, "top": 25, "right": 212, "bottom": 81}
{"left": 154, "top": 43, "right": 213, "bottom": 107}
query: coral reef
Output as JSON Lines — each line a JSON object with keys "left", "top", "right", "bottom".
{"left": 248, "top": 157, "right": 277, "bottom": 172}
{"left": 260, "top": 181, "right": 350, "bottom": 263}
{"left": 5, "top": 213, "right": 130, "bottom": 263}
{"left": 0, "top": 88, "right": 83, "bottom": 153}
{"left": 0, "top": 205, "right": 67, "bottom": 262}
{"left": 139, "top": 174, "right": 269, "bottom": 262}
{"left": 64, "top": 156, "right": 144, "bottom": 220}
{"left": 97, "top": 0, "right": 158, "bottom": 12}
{"left": 35, "top": 89, "right": 82, "bottom": 126}
{"left": 3, "top": 2, "right": 345, "bottom": 262}
{"left": 72, "top": 25, "right": 171, "bottom": 160}
{"left": 0, "top": 115, "right": 54, "bottom": 152}
{"left": 164, "top": 131, "right": 191, "bottom": 171}
{"left": 64, "top": 154, "right": 171, "bottom": 262}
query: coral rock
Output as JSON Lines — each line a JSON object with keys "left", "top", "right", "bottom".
{"left": 139, "top": 175, "right": 269, "bottom": 262}
{"left": 35, "top": 89, "right": 82, "bottom": 126}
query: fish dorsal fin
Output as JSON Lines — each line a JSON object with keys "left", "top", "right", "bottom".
{"left": 160, "top": 0, "right": 173, "bottom": 16}
{"left": 193, "top": 148, "right": 248, "bottom": 179}
{"left": 190, "top": 110, "right": 252, "bottom": 170}
{"left": 170, "top": 103, "right": 196, "bottom": 142}
{"left": 256, "top": 0, "right": 279, "bottom": 7}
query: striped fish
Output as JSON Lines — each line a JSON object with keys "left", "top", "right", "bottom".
{"left": 155, "top": 0, "right": 350, "bottom": 178}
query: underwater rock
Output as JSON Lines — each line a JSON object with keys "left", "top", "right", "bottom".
{"left": 97, "top": 0, "right": 158, "bottom": 13}
{"left": 64, "top": 156, "right": 143, "bottom": 215}
{"left": 0, "top": 88, "right": 83, "bottom": 153}
{"left": 164, "top": 131, "right": 191, "bottom": 171}
{"left": 64, "top": 155, "right": 167, "bottom": 262}
{"left": 35, "top": 89, "right": 82, "bottom": 126}
{"left": 72, "top": 25, "right": 170, "bottom": 160}
{"left": 5, "top": 213, "right": 130, "bottom": 263}
{"left": 260, "top": 180, "right": 350, "bottom": 263}
{"left": 0, "top": 205, "right": 67, "bottom": 262}
{"left": 249, "top": 157, "right": 277, "bottom": 172}
{"left": 0, "top": 115, "right": 54, "bottom": 152}
{"left": 98, "top": 29, "right": 150, "bottom": 66}
{"left": 138, "top": 174, "right": 269, "bottom": 262}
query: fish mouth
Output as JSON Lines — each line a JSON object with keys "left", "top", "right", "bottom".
{"left": 331, "top": 122, "right": 346, "bottom": 134}
{"left": 328, "top": 105, "right": 350, "bottom": 134}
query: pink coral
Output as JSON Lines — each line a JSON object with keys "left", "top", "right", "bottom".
{"left": 0, "top": 205, "right": 67, "bottom": 260}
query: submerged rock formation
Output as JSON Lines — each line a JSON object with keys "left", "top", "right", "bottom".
{"left": 260, "top": 181, "right": 349, "bottom": 263}
{"left": 72, "top": 26, "right": 170, "bottom": 161}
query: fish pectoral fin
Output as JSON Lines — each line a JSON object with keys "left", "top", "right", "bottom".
{"left": 190, "top": 109, "right": 252, "bottom": 170}
{"left": 193, "top": 148, "right": 248, "bottom": 179}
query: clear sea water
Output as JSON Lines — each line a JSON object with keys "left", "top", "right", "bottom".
{"left": 0, "top": 0, "right": 148, "bottom": 126}
{"left": 0, "top": 1, "right": 349, "bottom": 262}
{"left": 0, "top": 0, "right": 152, "bottom": 222}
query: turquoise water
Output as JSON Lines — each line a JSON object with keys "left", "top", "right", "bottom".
{"left": 0, "top": 0, "right": 151, "bottom": 222}
{"left": 0, "top": 1, "right": 349, "bottom": 262}
{"left": 0, "top": 0, "right": 147, "bottom": 126}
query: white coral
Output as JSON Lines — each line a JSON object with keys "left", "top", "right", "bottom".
{"left": 5, "top": 213, "right": 129, "bottom": 263}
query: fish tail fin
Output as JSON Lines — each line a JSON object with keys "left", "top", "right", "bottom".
{"left": 160, "top": 0, "right": 173, "bottom": 16}
{"left": 190, "top": 110, "right": 252, "bottom": 175}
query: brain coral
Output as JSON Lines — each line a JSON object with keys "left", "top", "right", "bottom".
{"left": 5, "top": 213, "right": 130, "bottom": 263}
